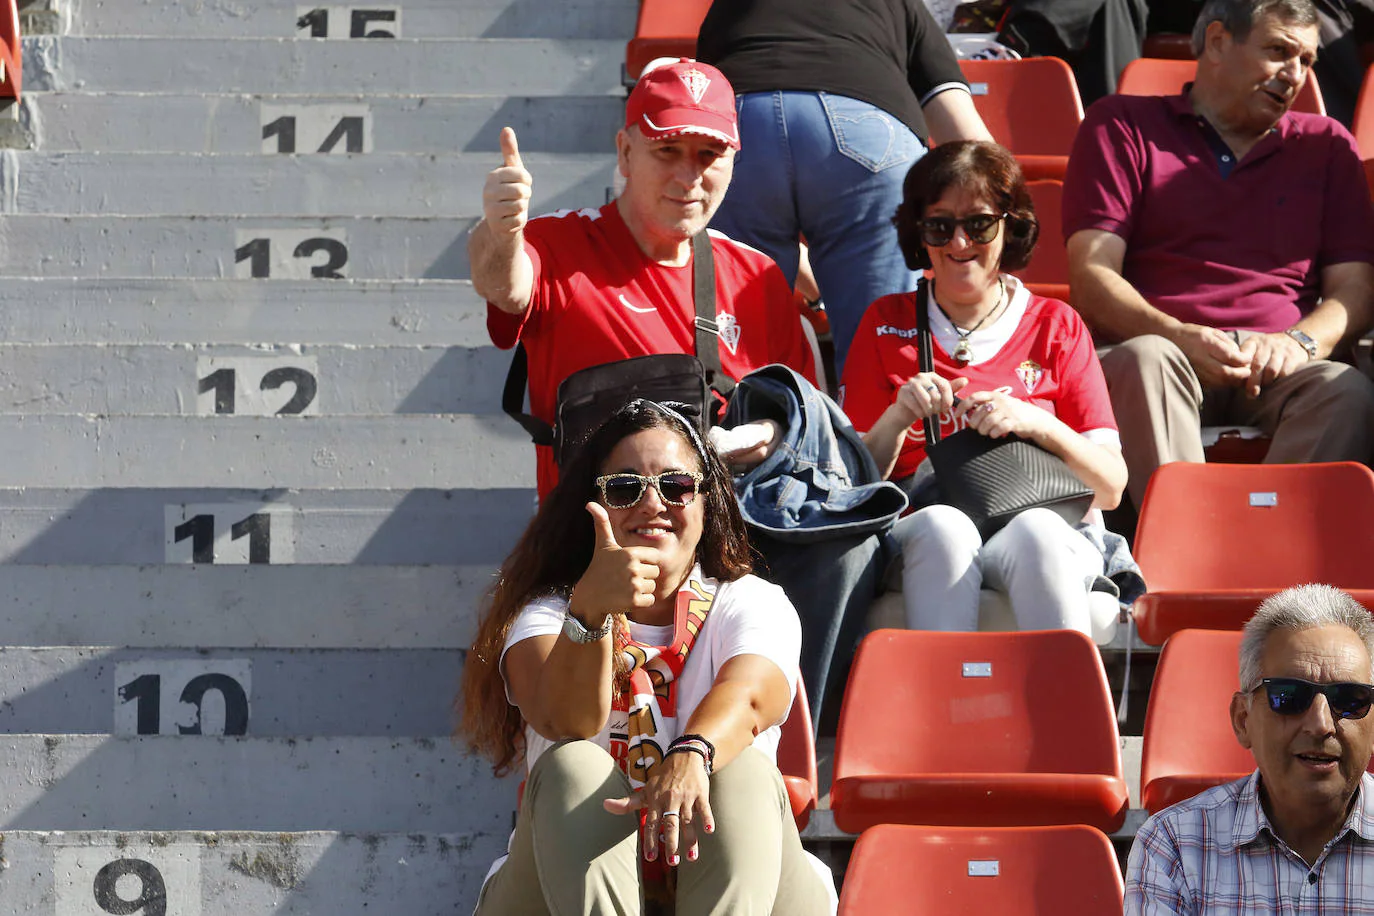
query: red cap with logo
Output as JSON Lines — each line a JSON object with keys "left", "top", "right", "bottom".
{"left": 624, "top": 58, "right": 740, "bottom": 149}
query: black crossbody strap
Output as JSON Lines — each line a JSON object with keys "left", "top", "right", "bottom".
{"left": 692, "top": 231, "right": 735, "bottom": 399}
{"left": 914, "top": 278, "right": 941, "bottom": 448}
{"left": 501, "top": 342, "right": 554, "bottom": 446}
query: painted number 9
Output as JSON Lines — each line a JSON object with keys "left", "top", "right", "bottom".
{"left": 93, "top": 859, "right": 166, "bottom": 916}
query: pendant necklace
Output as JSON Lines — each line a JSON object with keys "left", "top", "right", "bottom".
{"left": 932, "top": 275, "right": 1006, "bottom": 366}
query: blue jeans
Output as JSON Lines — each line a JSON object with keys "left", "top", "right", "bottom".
{"left": 711, "top": 91, "right": 926, "bottom": 377}
{"left": 751, "top": 529, "right": 890, "bottom": 735}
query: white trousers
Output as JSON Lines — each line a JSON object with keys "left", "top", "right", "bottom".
{"left": 890, "top": 505, "right": 1103, "bottom": 635}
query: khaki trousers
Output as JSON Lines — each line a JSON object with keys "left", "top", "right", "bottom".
{"left": 473, "top": 740, "right": 830, "bottom": 916}
{"left": 1099, "top": 334, "right": 1374, "bottom": 507}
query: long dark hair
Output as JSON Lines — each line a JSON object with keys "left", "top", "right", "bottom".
{"left": 458, "top": 401, "right": 752, "bottom": 775}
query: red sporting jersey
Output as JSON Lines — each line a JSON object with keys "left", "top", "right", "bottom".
{"left": 488, "top": 202, "right": 816, "bottom": 498}
{"left": 841, "top": 284, "right": 1117, "bottom": 481}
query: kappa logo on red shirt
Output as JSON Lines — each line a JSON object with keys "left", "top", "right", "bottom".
{"left": 1016, "top": 360, "right": 1045, "bottom": 395}
{"left": 715, "top": 311, "right": 741, "bottom": 355}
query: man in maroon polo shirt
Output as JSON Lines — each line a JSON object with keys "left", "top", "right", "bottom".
{"left": 1063, "top": 0, "right": 1374, "bottom": 510}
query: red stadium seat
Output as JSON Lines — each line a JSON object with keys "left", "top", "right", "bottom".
{"left": 1118, "top": 57, "right": 1326, "bottom": 115}
{"left": 624, "top": 0, "right": 710, "bottom": 84}
{"left": 838, "top": 824, "right": 1124, "bottom": 915}
{"left": 830, "top": 629, "right": 1129, "bottom": 834}
{"left": 1019, "top": 180, "right": 1067, "bottom": 290}
{"left": 1353, "top": 65, "right": 1374, "bottom": 158}
{"left": 959, "top": 58, "right": 1083, "bottom": 181}
{"left": 0, "top": 0, "right": 20, "bottom": 99}
{"left": 1140, "top": 629, "right": 1252, "bottom": 812}
{"left": 1141, "top": 33, "right": 1195, "bottom": 61}
{"left": 777, "top": 681, "right": 819, "bottom": 830}
{"left": 1132, "top": 462, "right": 1374, "bottom": 645}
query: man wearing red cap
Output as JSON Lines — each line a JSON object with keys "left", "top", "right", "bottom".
{"left": 470, "top": 58, "right": 816, "bottom": 500}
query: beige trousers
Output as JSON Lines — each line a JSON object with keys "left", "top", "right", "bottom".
{"left": 473, "top": 740, "right": 830, "bottom": 916}
{"left": 1099, "top": 334, "right": 1374, "bottom": 507}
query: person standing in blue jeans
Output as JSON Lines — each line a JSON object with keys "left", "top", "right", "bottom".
{"left": 697, "top": 0, "right": 994, "bottom": 378}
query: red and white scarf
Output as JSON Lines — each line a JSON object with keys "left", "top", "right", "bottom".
{"left": 613, "top": 568, "right": 716, "bottom": 790}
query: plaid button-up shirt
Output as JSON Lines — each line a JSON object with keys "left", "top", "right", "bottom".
{"left": 1126, "top": 771, "right": 1374, "bottom": 915}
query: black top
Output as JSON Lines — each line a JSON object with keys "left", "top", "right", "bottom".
{"left": 696, "top": 0, "right": 968, "bottom": 141}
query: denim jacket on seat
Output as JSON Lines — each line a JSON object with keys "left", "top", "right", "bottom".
{"left": 722, "top": 365, "right": 907, "bottom": 543}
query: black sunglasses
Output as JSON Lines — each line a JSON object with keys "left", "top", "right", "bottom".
{"left": 594, "top": 471, "right": 703, "bottom": 509}
{"left": 1253, "top": 677, "right": 1374, "bottom": 720}
{"left": 917, "top": 213, "right": 1007, "bottom": 247}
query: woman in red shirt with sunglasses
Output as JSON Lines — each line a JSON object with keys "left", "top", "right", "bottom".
{"left": 842, "top": 140, "right": 1128, "bottom": 636}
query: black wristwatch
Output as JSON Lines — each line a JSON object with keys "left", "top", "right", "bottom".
{"left": 562, "top": 608, "right": 613, "bottom": 644}
{"left": 1285, "top": 327, "right": 1318, "bottom": 360}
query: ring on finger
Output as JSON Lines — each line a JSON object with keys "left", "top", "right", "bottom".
{"left": 660, "top": 812, "right": 680, "bottom": 820}
{"left": 924, "top": 385, "right": 939, "bottom": 398}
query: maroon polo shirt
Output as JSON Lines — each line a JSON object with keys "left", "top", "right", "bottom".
{"left": 1063, "top": 89, "right": 1374, "bottom": 333}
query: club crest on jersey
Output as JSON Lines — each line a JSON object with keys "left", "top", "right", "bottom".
{"left": 1016, "top": 360, "right": 1045, "bottom": 395}
{"left": 715, "top": 311, "right": 741, "bottom": 355}
{"left": 681, "top": 68, "right": 711, "bottom": 104}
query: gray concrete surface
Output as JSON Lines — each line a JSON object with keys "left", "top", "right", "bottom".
{"left": 0, "top": 414, "right": 534, "bottom": 489}
{"left": 0, "top": 151, "right": 611, "bottom": 217}
{"left": 22, "top": 36, "right": 624, "bottom": 95}
{"left": 0, "top": 487, "right": 532, "bottom": 564}
{"left": 0, "top": 343, "right": 509, "bottom": 416}
{"left": 0, "top": 218, "right": 481, "bottom": 279}
{"left": 0, "top": 278, "right": 487, "bottom": 344}
{"left": 0, "top": 564, "right": 491, "bottom": 648}
{"left": 0, "top": 830, "right": 498, "bottom": 915}
{"left": 22, "top": 92, "right": 626, "bottom": 154}
{"left": 66, "top": 0, "right": 637, "bottom": 39}
{"left": 0, "top": 646, "right": 466, "bottom": 736}
{"left": 0, "top": 735, "right": 513, "bottom": 832}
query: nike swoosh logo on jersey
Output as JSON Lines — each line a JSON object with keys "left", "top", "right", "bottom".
{"left": 618, "top": 294, "right": 657, "bottom": 314}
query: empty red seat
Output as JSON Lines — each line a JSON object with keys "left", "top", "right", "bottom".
{"left": 839, "top": 824, "right": 1124, "bottom": 914}
{"left": 777, "top": 681, "right": 819, "bottom": 829}
{"left": 1020, "top": 179, "right": 1068, "bottom": 290}
{"left": 1353, "top": 65, "right": 1374, "bottom": 158}
{"left": 1140, "top": 629, "right": 1252, "bottom": 812}
{"left": 0, "top": 0, "right": 18, "bottom": 99}
{"left": 1132, "top": 462, "right": 1374, "bottom": 645}
{"left": 1118, "top": 57, "right": 1326, "bottom": 115}
{"left": 624, "top": 0, "right": 710, "bottom": 84}
{"left": 959, "top": 57, "right": 1083, "bottom": 181}
{"left": 831, "top": 629, "right": 1129, "bottom": 834}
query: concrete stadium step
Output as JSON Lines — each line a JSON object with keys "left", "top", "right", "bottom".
{"left": 0, "top": 278, "right": 488, "bottom": 344}
{"left": 0, "top": 414, "right": 532, "bottom": 489}
{"left": 0, "top": 218, "right": 480, "bottom": 280}
{"left": 0, "top": 646, "right": 464, "bottom": 736}
{"left": 23, "top": 36, "right": 624, "bottom": 95}
{"left": 0, "top": 487, "right": 530, "bottom": 565}
{"left": 0, "top": 343, "right": 506, "bottom": 416}
{"left": 0, "top": 735, "right": 511, "bottom": 833}
{"left": 0, "top": 565, "right": 486, "bottom": 648}
{"left": 64, "top": 0, "right": 637, "bottom": 40}
{"left": 21, "top": 92, "right": 625, "bottom": 154}
{"left": 0, "top": 830, "right": 496, "bottom": 916}
{"left": 0, "top": 151, "right": 612, "bottom": 217}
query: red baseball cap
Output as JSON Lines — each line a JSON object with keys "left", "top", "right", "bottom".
{"left": 625, "top": 58, "right": 740, "bottom": 149}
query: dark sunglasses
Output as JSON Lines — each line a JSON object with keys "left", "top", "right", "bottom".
{"left": 917, "top": 213, "right": 1008, "bottom": 247}
{"left": 1253, "top": 677, "right": 1374, "bottom": 720}
{"left": 595, "top": 471, "right": 704, "bottom": 509}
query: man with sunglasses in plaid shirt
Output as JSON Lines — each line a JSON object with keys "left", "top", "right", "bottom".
{"left": 1127, "top": 584, "right": 1374, "bottom": 914}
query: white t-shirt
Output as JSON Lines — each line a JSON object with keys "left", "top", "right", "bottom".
{"left": 500, "top": 571, "right": 802, "bottom": 774}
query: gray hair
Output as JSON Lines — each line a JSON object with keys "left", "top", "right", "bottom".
{"left": 1190, "top": 0, "right": 1319, "bottom": 57}
{"left": 1238, "top": 584, "right": 1374, "bottom": 691}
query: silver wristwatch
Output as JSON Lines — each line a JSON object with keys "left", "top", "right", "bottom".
{"left": 562, "top": 608, "right": 613, "bottom": 644}
{"left": 1285, "top": 327, "right": 1318, "bottom": 360}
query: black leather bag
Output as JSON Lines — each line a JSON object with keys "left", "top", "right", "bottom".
{"left": 915, "top": 279, "right": 1093, "bottom": 539}
{"left": 503, "top": 233, "right": 734, "bottom": 468}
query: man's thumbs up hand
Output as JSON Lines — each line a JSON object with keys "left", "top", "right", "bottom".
{"left": 482, "top": 126, "right": 532, "bottom": 237}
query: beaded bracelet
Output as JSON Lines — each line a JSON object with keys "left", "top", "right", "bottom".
{"left": 667, "top": 734, "right": 717, "bottom": 775}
